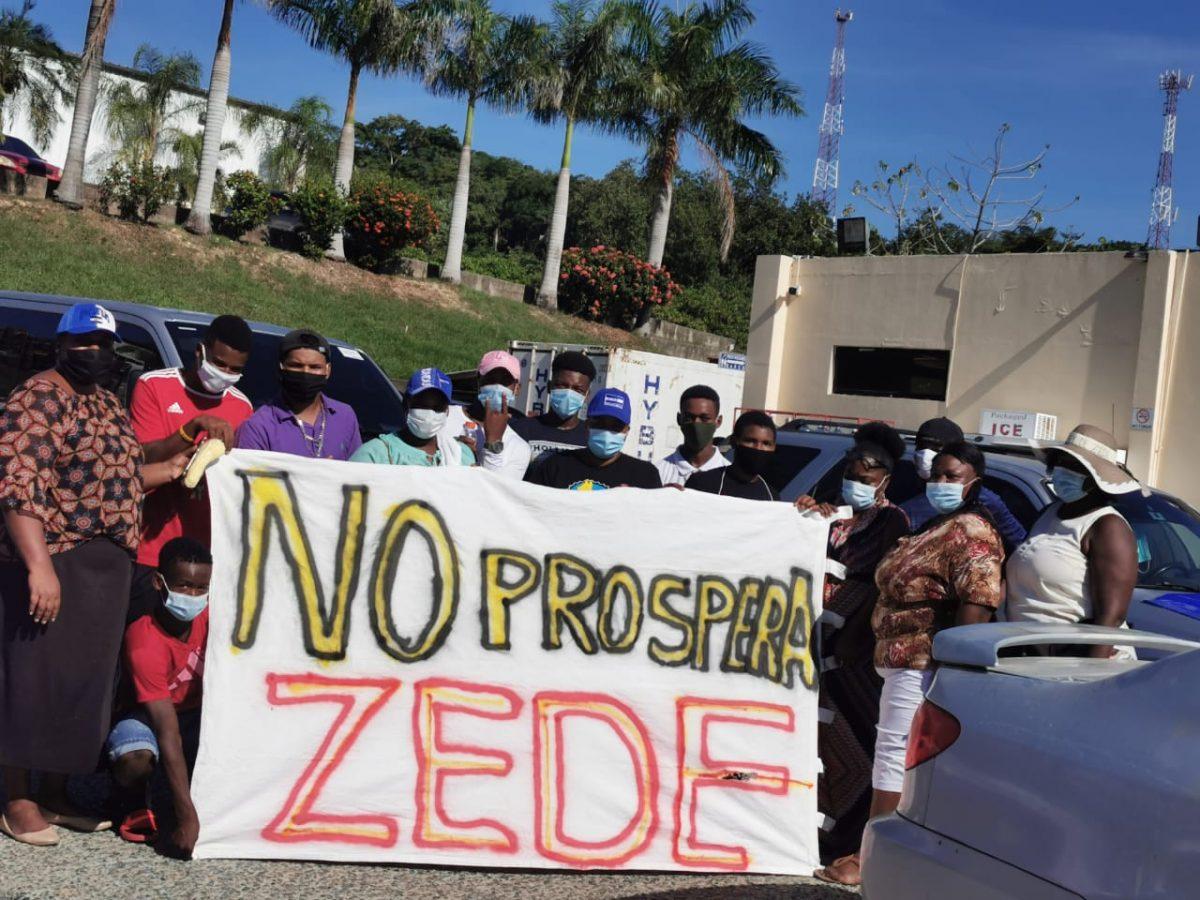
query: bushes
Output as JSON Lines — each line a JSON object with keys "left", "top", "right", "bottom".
{"left": 557, "top": 245, "right": 680, "bottom": 329}
{"left": 291, "top": 179, "right": 354, "bottom": 259}
{"left": 460, "top": 250, "right": 540, "bottom": 285}
{"left": 345, "top": 176, "right": 440, "bottom": 272}
{"left": 222, "top": 170, "right": 278, "bottom": 240}
{"left": 655, "top": 276, "right": 751, "bottom": 348}
{"left": 97, "top": 161, "right": 174, "bottom": 223}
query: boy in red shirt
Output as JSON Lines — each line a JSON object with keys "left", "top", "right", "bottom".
{"left": 106, "top": 538, "right": 211, "bottom": 856}
{"left": 129, "top": 315, "right": 253, "bottom": 622}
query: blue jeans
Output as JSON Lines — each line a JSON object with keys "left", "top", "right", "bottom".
{"left": 105, "top": 708, "right": 201, "bottom": 770}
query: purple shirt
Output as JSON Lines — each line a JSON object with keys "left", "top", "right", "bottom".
{"left": 235, "top": 395, "right": 363, "bottom": 461}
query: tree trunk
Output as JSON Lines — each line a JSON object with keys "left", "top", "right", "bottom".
{"left": 57, "top": 0, "right": 111, "bottom": 208}
{"left": 537, "top": 119, "right": 574, "bottom": 311}
{"left": 187, "top": 0, "right": 234, "bottom": 236}
{"left": 440, "top": 100, "right": 475, "bottom": 284}
{"left": 647, "top": 177, "right": 673, "bottom": 267}
{"left": 327, "top": 61, "right": 360, "bottom": 262}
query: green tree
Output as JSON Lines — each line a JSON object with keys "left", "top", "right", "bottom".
{"left": 566, "top": 159, "right": 650, "bottom": 254}
{"left": 243, "top": 95, "right": 337, "bottom": 191}
{"left": 104, "top": 44, "right": 202, "bottom": 167}
{"left": 187, "top": 0, "right": 236, "bottom": 235}
{"left": 0, "top": 1, "right": 74, "bottom": 148}
{"left": 57, "top": 0, "right": 117, "bottom": 207}
{"left": 622, "top": 0, "right": 801, "bottom": 267}
{"left": 171, "top": 127, "right": 240, "bottom": 204}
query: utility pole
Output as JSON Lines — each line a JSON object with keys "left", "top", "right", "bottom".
{"left": 1147, "top": 70, "right": 1192, "bottom": 249}
{"left": 812, "top": 9, "right": 853, "bottom": 216}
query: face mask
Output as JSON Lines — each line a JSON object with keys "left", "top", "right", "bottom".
{"left": 164, "top": 588, "right": 208, "bottom": 623}
{"left": 587, "top": 429, "right": 626, "bottom": 459}
{"left": 680, "top": 420, "right": 718, "bottom": 452}
{"left": 842, "top": 478, "right": 879, "bottom": 512}
{"left": 478, "top": 384, "right": 515, "bottom": 413}
{"left": 280, "top": 369, "right": 327, "bottom": 406}
{"left": 56, "top": 346, "right": 115, "bottom": 386}
{"left": 734, "top": 444, "right": 773, "bottom": 477}
{"left": 926, "top": 480, "right": 974, "bottom": 515}
{"left": 549, "top": 388, "right": 585, "bottom": 420}
{"left": 197, "top": 344, "right": 242, "bottom": 394}
{"left": 1051, "top": 468, "right": 1090, "bottom": 504}
{"left": 407, "top": 408, "right": 447, "bottom": 440}
{"left": 914, "top": 448, "right": 937, "bottom": 480}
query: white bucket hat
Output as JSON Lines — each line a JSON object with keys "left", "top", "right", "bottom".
{"left": 1036, "top": 424, "right": 1144, "bottom": 496}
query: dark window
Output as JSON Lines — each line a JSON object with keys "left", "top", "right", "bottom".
{"left": 982, "top": 475, "right": 1039, "bottom": 532}
{"left": 833, "top": 347, "right": 950, "bottom": 401}
{"left": 1112, "top": 493, "right": 1200, "bottom": 592}
{"left": 763, "top": 445, "right": 821, "bottom": 497}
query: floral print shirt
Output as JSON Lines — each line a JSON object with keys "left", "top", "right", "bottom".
{"left": 0, "top": 376, "right": 144, "bottom": 559}
{"left": 872, "top": 511, "right": 1003, "bottom": 670}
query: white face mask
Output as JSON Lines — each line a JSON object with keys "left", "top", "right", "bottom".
{"left": 407, "top": 408, "right": 448, "bottom": 440}
{"left": 197, "top": 344, "right": 242, "bottom": 394}
{"left": 914, "top": 448, "right": 937, "bottom": 480}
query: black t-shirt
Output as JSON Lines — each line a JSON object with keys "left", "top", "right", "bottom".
{"left": 510, "top": 413, "right": 588, "bottom": 465}
{"left": 685, "top": 465, "right": 776, "bottom": 501}
{"left": 525, "top": 448, "right": 662, "bottom": 491}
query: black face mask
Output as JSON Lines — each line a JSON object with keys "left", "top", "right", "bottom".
{"left": 280, "top": 370, "right": 328, "bottom": 407}
{"left": 734, "top": 444, "right": 773, "bottom": 477}
{"left": 56, "top": 346, "right": 115, "bottom": 387}
{"left": 679, "top": 420, "right": 718, "bottom": 452}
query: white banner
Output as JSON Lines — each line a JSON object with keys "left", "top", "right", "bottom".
{"left": 193, "top": 450, "right": 827, "bottom": 874}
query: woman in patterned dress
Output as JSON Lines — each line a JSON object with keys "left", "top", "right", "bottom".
{"left": 0, "top": 303, "right": 189, "bottom": 846}
{"left": 816, "top": 440, "right": 1003, "bottom": 885}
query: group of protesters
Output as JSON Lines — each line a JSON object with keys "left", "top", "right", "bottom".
{"left": 0, "top": 302, "right": 1146, "bottom": 878}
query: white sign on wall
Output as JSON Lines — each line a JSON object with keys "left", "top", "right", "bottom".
{"left": 978, "top": 409, "right": 1058, "bottom": 443}
{"left": 192, "top": 451, "right": 826, "bottom": 874}
{"left": 1131, "top": 407, "right": 1155, "bottom": 431}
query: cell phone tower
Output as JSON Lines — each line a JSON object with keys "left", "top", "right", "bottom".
{"left": 1147, "top": 69, "right": 1193, "bottom": 249}
{"left": 812, "top": 9, "right": 853, "bottom": 216}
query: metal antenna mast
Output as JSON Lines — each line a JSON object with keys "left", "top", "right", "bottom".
{"left": 813, "top": 9, "right": 853, "bottom": 215}
{"left": 1147, "top": 69, "right": 1193, "bottom": 249}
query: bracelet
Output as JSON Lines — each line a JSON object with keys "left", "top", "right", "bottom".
{"left": 178, "top": 423, "right": 195, "bottom": 444}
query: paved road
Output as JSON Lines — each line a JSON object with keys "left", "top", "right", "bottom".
{"left": 0, "top": 833, "right": 858, "bottom": 900}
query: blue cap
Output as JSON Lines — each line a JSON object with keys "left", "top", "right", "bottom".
{"left": 57, "top": 302, "right": 117, "bottom": 336}
{"left": 587, "top": 388, "right": 632, "bottom": 426}
{"left": 405, "top": 367, "right": 453, "bottom": 401}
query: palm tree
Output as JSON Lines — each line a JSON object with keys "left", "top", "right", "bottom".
{"left": 57, "top": 0, "right": 116, "bottom": 208}
{"left": 104, "top": 45, "right": 202, "bottom": 167}
{"left": 423, "top": 1, "right": 542, "bottom": 284}
{"left": 171, "top": 128, "right": 240, "bottom": 203}
{"left": 0, "top": 1, "right": 75, "bottom": 148}
{"left": 242, "top": 95, "right": 336, "bottom": 191}
{"left": 186, "top": 0, "right": 236, "bottom": 235}
{"left": 267, "top": 0, "right": 418, "bottom": 259}
{"left": 532, "top": 0, "right": 631, "bottom": 310}
{"left": 624, "top": 0, "right": 801, "bottom": 268}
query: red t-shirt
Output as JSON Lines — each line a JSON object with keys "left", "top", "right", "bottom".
{"left": 123, "top": 609, "right": 209, "bottom": 712}
{"left": 131, "top": 368, "right": 252, "bottom": 567}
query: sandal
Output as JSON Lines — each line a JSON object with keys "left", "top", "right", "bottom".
{"left": 814, "top": 852, "right": 862, "bottom": 886}
{"left": 118, "top": 808, "right": 158, "bottom": 844}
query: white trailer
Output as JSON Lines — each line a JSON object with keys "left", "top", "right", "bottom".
{"left": 508, "top": 342, "right": 746, "bottom": 462}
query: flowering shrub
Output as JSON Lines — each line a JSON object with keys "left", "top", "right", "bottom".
{"left": 290, "top": 179, "right": 354, "bottom": 259}
{"left": 557, "top": 246, "right": 680, "bottom": 329}
{"left": 97, "top": 161, "right": 174, "bottom": 223}
{"left": 222, "top": 170, "right": 278, "bottom": 240}
{"left": 345, "top": 178, "right": 440, "bottom": 273}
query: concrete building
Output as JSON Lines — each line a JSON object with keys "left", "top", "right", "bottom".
{"left": 744, "top": 250, "right": 1200, "bottom": 504}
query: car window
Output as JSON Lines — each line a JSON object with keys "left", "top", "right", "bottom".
{"left": 166, "top": 322, "right": 405, "bottom": 439}
{"left": 983, "top": 474, "right": 1040, "bottom": 531}
{"left": 0, "top": 307, "right": 59, "bottom": 398}
{"left": 763, "top": 444, "right": 821, "bottom": 497}
{"left": 1113, "top": 493, "right": 1200, "bottom": 592}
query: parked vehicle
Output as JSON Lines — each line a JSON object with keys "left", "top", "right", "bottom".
{"left": 768, "top": 420, "right": 1200, "bottom": 647}
{"left": 507, "top": 342, "right": 746, "bottom": 463}
{"left": 0, "top": 136, "right": 62, "bottom": 183}
{"left": 0, "top": 291, "right": 406, "bottom": 439}
{"left": 861, "top": 622, "right": 1200, "bottom": 899}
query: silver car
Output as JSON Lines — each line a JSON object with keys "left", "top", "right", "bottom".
{"left": 861, "top": 622, "right": 1200, "bottom": 899}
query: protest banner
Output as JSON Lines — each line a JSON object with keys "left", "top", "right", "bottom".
{"left": 192, "top": 450, "right": 829, "bottom": 874}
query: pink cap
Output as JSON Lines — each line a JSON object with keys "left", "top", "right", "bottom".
{"left": 478, "top": 350, "right": 521, "bottom": 382}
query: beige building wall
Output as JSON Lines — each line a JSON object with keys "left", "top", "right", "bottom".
{"left": 1153, "top": 252, "right": 1199, "bottom": 499}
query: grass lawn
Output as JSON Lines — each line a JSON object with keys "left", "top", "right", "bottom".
{"left": 0, "top": 197, "right": 637, "bottom": 377}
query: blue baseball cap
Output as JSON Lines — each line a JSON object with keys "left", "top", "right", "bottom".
{"left": 587, "top": 388, "right": 632, "bottom": 426}
{"left": 57, "top": 302, "right": 118, "bottom": 337}
{"left": 405, "top": 367, "right": 453, "bottom": 401}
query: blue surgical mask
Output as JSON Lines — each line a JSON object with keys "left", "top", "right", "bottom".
{"left": 926, "top": 481, "right": 970, "bottom": 515}
{"left": 164, "top": 589, "right": 208, "bottom": 622}
{"left": 407, "top": 408, "right": 447, "bottom": 440}
{"left": 588, "top": 429, "right": 626, "bottom": 459}
{"left": 478, "top": 384, "right": 515, "bottom": 413}
{"left": 549, "top": 388, "right": 585, "bottom": 420}
{"left": 842, "top": 478, "right": 879, "bottom": 512}
{"left": 1051, "top": 468, "right": 1089, "bottom": 504}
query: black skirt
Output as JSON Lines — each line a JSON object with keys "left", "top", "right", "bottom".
{"left": 0, "top": 538, "right": 132, "bottom": 774}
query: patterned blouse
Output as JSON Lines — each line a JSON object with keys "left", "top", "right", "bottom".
{"left": 0, "top": 376, "right": 144, "bottom": 559}
{"left": 872, "top": 510, "right": 1003, "bottom": 670}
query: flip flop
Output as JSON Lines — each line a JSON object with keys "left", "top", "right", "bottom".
{"left": 0, "top": 813, "right": 59, "bottom": 847}
{"left": 39, "top": 807, "right": 112, "bottom": 833}
{"left": 814, "top": 852, "right": 863, "bottom": 886}
{"left": 118, "top": 808, "right": 158, "bottom": 845}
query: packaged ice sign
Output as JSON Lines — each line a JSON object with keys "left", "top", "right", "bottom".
{"left": 192, "top": 451, "right": 827, "bottom": 874}
{"left": 978, "top": 410, "right": 1057, "bottom": 443}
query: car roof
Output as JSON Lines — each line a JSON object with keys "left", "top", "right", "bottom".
{"left": 0, "top": 290, "right": 358, "bottom": 349}
{"left": 777, "top": 426, "right": 1049, "bottom": 473}
{"left": 0, "top": 136, "right": 39, "bottom": 158}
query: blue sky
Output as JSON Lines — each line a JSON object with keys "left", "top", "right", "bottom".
{"left": 21, "top": 0, "right": 1200, "bottom": 245}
